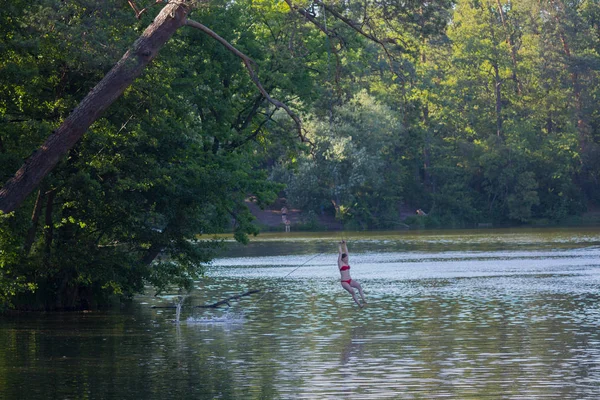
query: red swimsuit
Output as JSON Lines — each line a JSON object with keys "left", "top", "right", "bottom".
{"left": 340, "top": 265, "right": 351, "bottom": 284}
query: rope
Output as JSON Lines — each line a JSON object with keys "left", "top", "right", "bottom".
{"left": 322, "top": 5, "right": 345, "bottom": 242}
{"left": 252, "top": 251, "right": 325, "bottom": 306}
{"left": 323, "top": 5, "right": 334, "bottom": 128}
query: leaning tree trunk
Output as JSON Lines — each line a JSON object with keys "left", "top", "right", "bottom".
{"left": 0, "top": 2, "right": 190, "bottom": 214}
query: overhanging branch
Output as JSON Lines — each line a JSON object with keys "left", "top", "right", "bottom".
{"left": 185, "top": 19, "right": 307, "bottom": 143}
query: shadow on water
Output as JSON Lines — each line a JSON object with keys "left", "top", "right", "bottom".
{"left": 3, "top": 228, "right": 600, "bottom": 399}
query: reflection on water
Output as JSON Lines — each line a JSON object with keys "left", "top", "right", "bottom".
{"left": 2, "top": 228, "right": 600, "bottom": 399}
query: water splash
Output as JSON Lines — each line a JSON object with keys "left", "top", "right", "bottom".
{"left": 186, "top": 311, "right": 245, "bottom": 325}
{"left": 174, "top": 295, "right": 185, "bottom": 324}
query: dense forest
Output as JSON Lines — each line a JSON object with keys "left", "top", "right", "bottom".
{"left": 1, "top": 0, "right": 599, "bottom": 310}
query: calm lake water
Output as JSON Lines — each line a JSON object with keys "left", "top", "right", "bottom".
{"left": 3, "top": 228, "right": 600, "bottom": 399}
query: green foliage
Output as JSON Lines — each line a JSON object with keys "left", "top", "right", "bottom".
{"left": 279, "top": 90, "right": 407, "bottom": 229}
{"left": 0, "top": 0, "right": 292, "bottom": 310}
{"left": 271, "top": 0, "right": 600, "bottom": 231}
{"left": 2, "top": 0, "right": 600, "bottom": 310}
{"left": 0, "top": 213, "right": 36, "bottom": 310}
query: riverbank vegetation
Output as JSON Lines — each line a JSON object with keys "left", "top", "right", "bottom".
{"left": 1, "top": 0, "right": 600, "bottom": 310}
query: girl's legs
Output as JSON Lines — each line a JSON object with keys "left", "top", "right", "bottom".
{"left": 351, "top": 280, "right": 367, "bottom": 303}
{"left": 341, "top": 282, "right": 362, "bottom": 307}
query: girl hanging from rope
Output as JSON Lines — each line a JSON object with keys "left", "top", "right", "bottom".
{"left": 338, "top": 240, "right": 367, "bottom": 307}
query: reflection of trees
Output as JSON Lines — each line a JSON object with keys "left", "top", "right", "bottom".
{"left": 0, "top": 308, "right": 250, "bottom": 399}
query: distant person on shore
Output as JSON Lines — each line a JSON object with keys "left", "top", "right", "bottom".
{"left": 338, "top": 240, "right": 367, "bottom": 307}
{"left": 281, "top": 206, "right": 290, "bottom": 232}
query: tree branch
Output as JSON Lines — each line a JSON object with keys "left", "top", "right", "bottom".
{"left": 282, "top": 0, "right": 333, "bottom": 38}
{"left": 226, "top": 109, "right": 277, "bottom": 151}
{"left": 185, "top": 19, "right": 307, "bottom": 143}
{"left": 233, "top": 94, "right": 265, "bottom": 132}
{"left": 286, "top": 0, "right": 407, "bottom": 82}
{"left": 150, "top": 289, "right": 262, "bottom": 309}
{"left": 128, "top": 0, "right": 166, "bottom": 19}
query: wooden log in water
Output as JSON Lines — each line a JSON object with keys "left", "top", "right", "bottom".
{"left": 150, "top": 289, "right": 262, "bottom": 309}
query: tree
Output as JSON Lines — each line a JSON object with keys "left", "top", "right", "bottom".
{"left": 280, "top": 91, "right": 408, "bottom": 229}
{"left": 0, "top": 0, "right": 456, "bottom": 309}
{"left": 0, "top": 0, "right": 300, "bottom": 309}
{"left": 0, "top": 0, "right": 307, "bottom": 215}
{"left": 415, "top": 0, "right": 591, "bottom": 224}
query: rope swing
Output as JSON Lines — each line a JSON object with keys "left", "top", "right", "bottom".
{"left": 251, "top": 251, "right": 326, "bottom": 306}
{"left": 321, "top": 5, "right": 346, "bottom": 242}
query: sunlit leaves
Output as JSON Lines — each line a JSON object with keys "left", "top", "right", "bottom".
{"left": 281, "top": 90, "right": 406, "bottom": 227}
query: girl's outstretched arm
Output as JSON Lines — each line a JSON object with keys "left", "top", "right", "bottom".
{"left": 338, "top": 241, "right": 346, "bottom": 266}
{"left": 338, "top": 240, "right": 348, "bottom": 267}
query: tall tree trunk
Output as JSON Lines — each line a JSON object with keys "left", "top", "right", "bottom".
{"left": 495, "top": 0, "right": 522, "bottom": 94}
{"left": 494, "top": 63, "right": 503, "bottom": 137}
{"left": 419, "top": 10, "right": 432, "bottom": 189}
{"left": 24, "top": 189, "right": 45, "bottom": 254}
{"left": 422, "top": 103, "right": 431, "bottom": 188}
{"left": 0, "top": 2, "right": 190, "bottom": 214}
{"left": 551, "top": 0, "right": 589, "bottom": 152}
{"left": 44, "top": 189, "right": 56, "bottom": 261}
{"left": 486, "top": 2, "right": 503, "bottom": 137}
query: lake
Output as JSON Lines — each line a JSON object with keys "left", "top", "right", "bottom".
{"left": 2, "top": 228, "right": 600, "bottom": 399}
